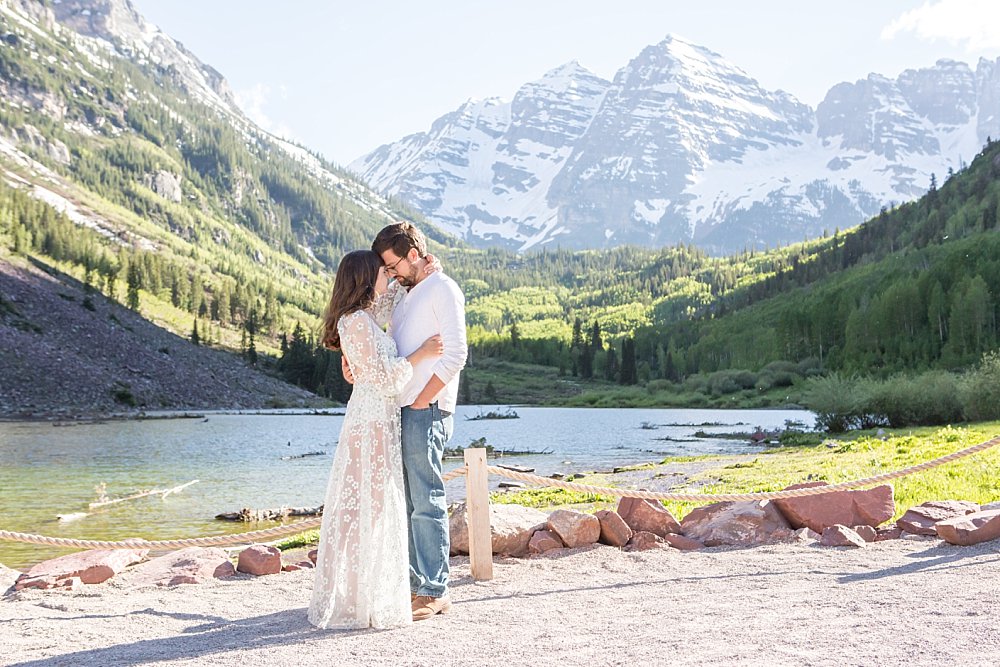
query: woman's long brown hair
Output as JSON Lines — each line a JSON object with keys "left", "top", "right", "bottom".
{"left": 321, "top": 250, "right": 382, "bottom": 350}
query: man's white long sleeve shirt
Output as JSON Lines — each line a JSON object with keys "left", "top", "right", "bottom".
{"left": 388, "top": 271, "right": 467, "bottom": 412}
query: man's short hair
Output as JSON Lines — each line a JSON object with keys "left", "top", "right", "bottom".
{"left": 372, "top": 222, "right": 427, "bottom": 259}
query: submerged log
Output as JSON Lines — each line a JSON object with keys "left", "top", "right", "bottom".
{"left": 215, "top": 505, "right": 324, "bottom": 522}
{"left": 88, "top": 480, "right": 199, "bottom": 508}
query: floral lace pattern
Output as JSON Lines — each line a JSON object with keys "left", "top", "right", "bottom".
{"left": 307, "top": 310, "right": 413, "bottom": 630}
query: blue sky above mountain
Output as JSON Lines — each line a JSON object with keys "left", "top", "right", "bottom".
{"left": 129, "top": 0, "right": 1000, "bottom": 166}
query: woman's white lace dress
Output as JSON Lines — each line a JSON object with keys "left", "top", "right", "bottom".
{"left": 308, "top": 308, "right": 413, "bottom": 630}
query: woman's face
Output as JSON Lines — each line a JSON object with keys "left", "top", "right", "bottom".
{"left": 374, "top": 264, "right": 390, "bottom": 296}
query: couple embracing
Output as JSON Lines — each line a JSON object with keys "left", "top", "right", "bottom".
{"left": 307, "top": 222, "right": 468, "bottom": 629}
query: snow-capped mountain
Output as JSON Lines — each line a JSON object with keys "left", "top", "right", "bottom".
{"left": 353, "top": 35, "right": 999, "bottom": 254}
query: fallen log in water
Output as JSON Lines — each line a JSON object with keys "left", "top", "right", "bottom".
{"left": 88, "top": 480, "right": 199, "bottom": 509}
{"left": 215, "top": 505, "right": 324, "bottom": 522}
{"left": 280, "top": 451, "right": 327, "bottom": 460}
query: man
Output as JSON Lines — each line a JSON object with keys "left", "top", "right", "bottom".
{"left": 354, "top": 221, "right": 468, "bottom": 621}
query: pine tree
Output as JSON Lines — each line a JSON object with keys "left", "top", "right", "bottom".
{"left": 509, "top": 321, "right": 520, "bottom": 348}
{"left": 126, "top": 260, "right": 142, "bottom": 310}
{"left": 190, "top": 319, "right": 200, "bottom": 346}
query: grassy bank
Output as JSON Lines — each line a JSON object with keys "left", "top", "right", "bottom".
{"left": 492, "top": 421, "right": 1000, "bottom": 521}
{"left": 275, "top": 421, "right": 1000, "bottom": 553}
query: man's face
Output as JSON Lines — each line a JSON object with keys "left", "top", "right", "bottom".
{"left": 380, "top": 248, "right": 418, "bottom": 287}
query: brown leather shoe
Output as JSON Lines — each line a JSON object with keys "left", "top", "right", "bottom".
{"left": 411, "top": 595, "right": 452, "bottom": 621}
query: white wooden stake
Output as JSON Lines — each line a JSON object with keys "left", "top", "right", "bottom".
{"left": 464, "top": 447, "right": 493, "bottom": 581}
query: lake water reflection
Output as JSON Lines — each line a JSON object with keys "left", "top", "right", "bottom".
{"left": 0, "top": 406, "right": 813, "bottom": 569}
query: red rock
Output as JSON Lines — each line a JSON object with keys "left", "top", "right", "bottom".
{"left": 450, "top": 502, "right": 548, "bottom": 556}
{"left": 308, "top": 549, "right": 318, "bottom": 564}
{"left": 852, "top": 525, "right": 877, "bottom": 543}
{"left": 17, "top": 549, "right": 147, "bottom": 588}
{"left": 819, "top": 523, "right": 867, "bottom": 547}
{"left": 60, "top": 577, "right": 84, "bottom": 591}
{"left": 773, "top": 482, "right": 894, "bottom": 533}
{"left": 820, "top": 525, "right": 867, "bottom": 547}
{"left": 1, "top": 563, "right": 21, "bottom": 593}
{"left": 296, "top": 560, "right": 315, "bottom": 569}
{"left": 528, "top": 529, "right": 564, "bottom": 554}
{"left": 124, "top": 547, "right": 235, "bottom": 587}
{"left": 680, "top": 500, "right": 793, "bottom": 547}
{"left": 15, "top": 575, "right": 59, "bottom": 591}
{"left": 281, "top": 563, "right": 304, "bottom": 572}
{"left": 616, "top": 497, "right": 681, "bottom": 537}
{"left": 623, "top": 531, "right": 668, "bottom": 552}
{"left": 897, "top": 500, "right": 980, "bottom": 535}
{"left": 662, "top": 533, "right": 703, "bottom": 550}
{"left": 875, "top": 525, "right": 903, "bottom": 541}
{"left": 935, "top": 509, "right": 1000, "bottom": 546}
{"left": 547, "top": 509, "right": 600, "bottom": 548}
{"left": 594, "top": 510, "right": 633, "bottom": 547}
{"left": 237, "top": 544, "right": 282, "bottom": 576}
{"left": 792, "top": 527, "right": 822, "bottom": 543}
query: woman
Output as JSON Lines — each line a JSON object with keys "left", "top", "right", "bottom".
{"left": 308, "top": 250, "right": 443, "bottom": 630}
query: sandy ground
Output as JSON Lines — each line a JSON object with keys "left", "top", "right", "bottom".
{"left": 2, "top": 537, "right": 999, "bottom": 667}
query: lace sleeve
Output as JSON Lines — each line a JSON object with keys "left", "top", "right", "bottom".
{"left": 370, "top": 281, "right": 405, "bottom": 328}
{"left": 338, "top": 312, "right": 413, "bottom": 395}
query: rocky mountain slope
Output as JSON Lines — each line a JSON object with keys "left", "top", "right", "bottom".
{"left": 354, "top": 35, "right": 999, "bottom": 254}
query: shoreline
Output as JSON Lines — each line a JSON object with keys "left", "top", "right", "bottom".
{"left": 0, "top": 406, "right": 347, "bottom": 424}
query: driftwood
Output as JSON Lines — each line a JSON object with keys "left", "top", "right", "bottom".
{"left": 215, "top": 505, "right": 324, "bottom": 522}
{"left": 465, "top": 407, "right": 519, "bottom": 421}
{"left": 495, "top": 463, "right": 535, "bottom": 473}
{"left": 280, "top": 450, "right": 327, "bottom": 460}
{"left": 88, "top": 480, "right": 199, "bottom": 509}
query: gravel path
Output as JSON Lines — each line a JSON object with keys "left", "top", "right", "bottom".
{"left": 3, "top": 537, "right": 999, "bottom": 666}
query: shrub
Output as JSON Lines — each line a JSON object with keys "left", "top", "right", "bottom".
{"left": 960, "top": 350, "right": 1000, "bottom": 421}
{"left": 801, "top": 372, "right": 875, "bottom": 432}
{"left": 870, "top": 371, "right": 963, "bottom": 427}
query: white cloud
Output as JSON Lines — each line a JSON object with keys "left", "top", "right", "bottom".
{"left": 882, "top": 0, "right": 1000, "bottom": 51}
{"left": 235, "top": 83, "right": 296, "bottom": 140}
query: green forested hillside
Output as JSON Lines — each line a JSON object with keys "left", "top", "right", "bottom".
{"left": 3, "top": 3, "right": 1000, "bottom": 421}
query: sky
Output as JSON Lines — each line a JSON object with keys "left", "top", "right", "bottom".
{"left": 128, "top": 0, "right": 1000, "bottom": 167}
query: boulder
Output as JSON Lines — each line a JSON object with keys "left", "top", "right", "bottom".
{"left": 623, "top": 531, "right": 668, "bottom": 552}
{"left": 935, "top": 509, "right": 1000, "bottom": 546}
{"left": 616, "top": 497, "right": 681, "bottom": 537}
{"left": 897, "top": 500, "right": 980, "bottom": 536}
{"left": 450, "top": 503, "right": 548, "bottom": 556}
{"left": 680, "top": 500, "right": 793, "bottom": 547}
{"left": 792, "top": 527, "right": 822, "bottom": 543}
{"left": 124, "top": 547, "right": 235, "bottom": 587}
{"left": 237, "top": 545, "right": 282, "bottom": 576}
{"left": 662, "top": 533, "right": 704, "bottom": 550}
{"left": 875, "top": 525, "right": 903, "bottom": 541}
{"left": 528, "top": 529, "right": 564, "bottom": 555}
{"left": 1, "top": 563, "right": 21, "bottom": 595}
{"left": 820, "top": 525, "right": 867, "bottom": 548}
{"left": 852, "top": 525, "right": 877, "bottom": 543}
{"left": 547, "top": 509, "right": 601, "bottom": 548}
{"left": 773, "top": 482, "right": 894, "bottom": 533}
{"left": 15, "top": 549, "right": 148, "bottom": 590}
{"left": 308, "top": 549, "right": 318, "bottom": 564}
{"left": 594, "top": 510, "right": 633, "bottom": 547}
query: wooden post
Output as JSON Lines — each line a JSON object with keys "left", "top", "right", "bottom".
{"left": 464, "top": 447, "right": 493, "bottom": 581}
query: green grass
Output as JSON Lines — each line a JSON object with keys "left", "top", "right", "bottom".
{"left": 273, "top": 529, "right": 320, "bottom": 551}
{"left": 493, "top": 422, "right": 1000, "bottom": 521}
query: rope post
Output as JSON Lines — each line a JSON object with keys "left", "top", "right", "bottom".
{"left": 464, "top": 447, "right": 493, "bottom": 581}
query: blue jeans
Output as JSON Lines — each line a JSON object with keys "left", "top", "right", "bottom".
{"left": 400, "top": 403, "right": 453, "bottom": 598}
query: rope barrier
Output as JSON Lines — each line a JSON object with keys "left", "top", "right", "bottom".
{"left": 2, "top": 433, "right": 998, "bottom": 552}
